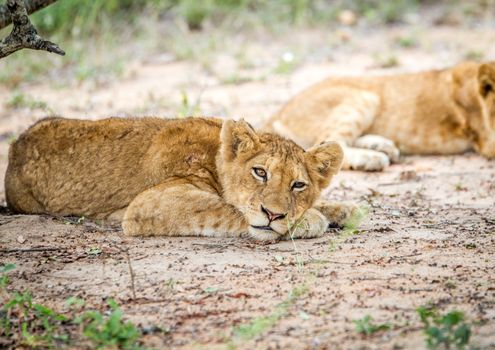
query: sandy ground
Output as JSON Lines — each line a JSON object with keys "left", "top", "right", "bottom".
{"left": 0, "top": 13, "right": 495, "bottom": 350}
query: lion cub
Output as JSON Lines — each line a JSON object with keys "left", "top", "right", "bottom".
{"left": 5, "top": 117, "right": 354, "bottom": 242}
{"left": 266, "top": 61, "right": 495, "bottom": 171}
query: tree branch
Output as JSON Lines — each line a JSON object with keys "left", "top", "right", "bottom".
{"left": 0, "top": 0, "right": 59, "bottom": 29}
{"left": 0, "top": 0, "right": 64, "bottom": 59}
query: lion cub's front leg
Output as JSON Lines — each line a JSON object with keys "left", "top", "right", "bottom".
{"left": 313, "top": 200, "right": 358, "bottom": 228}
{"left": 285, "top": 208, "right": 329, "bottom": 239}
{"left": 122, "top": 181, "right": 248, "bottom": 237}
{"left": 283, "top": 201, "right": 357, "bottom": 240}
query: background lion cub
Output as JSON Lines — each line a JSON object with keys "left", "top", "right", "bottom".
{"left": 5, "top": 117, "right": 354, "bottom": 242}
{"left": 266, "top": 61, "right": 495, "bottom": 171}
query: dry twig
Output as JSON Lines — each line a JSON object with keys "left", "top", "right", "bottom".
{"left": 0, "top": 0, "right": 58, "bottom": 29}
{"left": 0, "top": 247, "right": 62, "bottom": 253}
{"left": 123, "top": 248, "right": 137, "bottom": 300}
{"left": 0, "top": 0, "right": 64, "bottom": 59}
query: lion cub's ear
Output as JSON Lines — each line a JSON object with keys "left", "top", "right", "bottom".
{"left": 478, "top": 63, "right": 495, "bottom": 97}
{"left": 221, "top": 119, "right": 260, "bottom": 161}
{"left": 306, "top": 141, "right": 344, "bottom": 187}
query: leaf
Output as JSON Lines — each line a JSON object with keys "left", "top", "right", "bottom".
{"left": 0, "top": 263, "right": 16, "bottom": 274}
{"left": 203, "top": 286, "right": 219, "bottom": 294}
{"left": 87, "top": 247, "right": 102, "bottom": 255}
{"left": 107, "top": 299, "right": 119, "bottom": 310}
{"left": 299, "top": 311, "right": 310, "bottom": 320}
{"left": 65, "top": 296, "right": 85, "bottom": 308}
{"left": 454, "top": 324, "right": 471, "bottom": 346}
{"left": 441, "top": 310, "right": 464, "bottom": 327}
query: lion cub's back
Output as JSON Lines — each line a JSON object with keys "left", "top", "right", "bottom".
{"left": 5, "top": 117, "right": 169, "bottom": 216}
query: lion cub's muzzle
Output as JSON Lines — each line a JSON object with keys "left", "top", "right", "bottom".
{"left": 250, "top": 205, "right": 287, "bottom": 232}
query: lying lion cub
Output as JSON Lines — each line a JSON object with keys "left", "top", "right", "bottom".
{"left": 266, "top": 61, "right": 495, "bottom": 171}
{"left": 5, "top": 117, "right": 355, "bottom": 242}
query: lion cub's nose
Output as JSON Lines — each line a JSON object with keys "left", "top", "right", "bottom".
{"left": 261, "top": 205, "right": 286, "bottom": 222}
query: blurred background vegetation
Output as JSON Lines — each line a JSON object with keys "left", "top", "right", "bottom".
{"left": 0, "top": 0, "right": 494, "bottom": 88}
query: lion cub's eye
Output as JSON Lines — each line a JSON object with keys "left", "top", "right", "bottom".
{"left": 292, "top": 181, "right": 307, "bottom": 191}
{"left": 252, "top": 167, "right": 267, "bottom": 182}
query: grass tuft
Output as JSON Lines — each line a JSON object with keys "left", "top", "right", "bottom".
{"left": 417, "top": 305, "right": 472, "bottom": 350}
{"left": 232, "top": 284, "right": 308, "bottom": 341}
{"left": 0, "top": 263, "right": 147, "bottom": 349}
{"left": 353, "top": 315, "right": 391, "bottom": 336}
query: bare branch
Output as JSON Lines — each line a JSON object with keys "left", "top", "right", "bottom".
{"left": 0, "top": 0, "right": 64, "bottom": 59}
{"left": 0, "top": 0, "right": 59, "bottom": 29}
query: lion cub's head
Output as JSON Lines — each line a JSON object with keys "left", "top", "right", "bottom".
{"left": 217, "top": 120, "right": 343, "bottom": 241}
{"left": 475, "top": 62, "right": 495, "bottom": 158}
{"left": 456, "top": 61, "right": 495, "bottom": 158}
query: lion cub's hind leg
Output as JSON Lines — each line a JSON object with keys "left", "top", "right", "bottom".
{"left": 307, "top": 89, "right": 391, "bottom": 172}
{"left": 354, "top": 134, "right": 400, "bottom": 163}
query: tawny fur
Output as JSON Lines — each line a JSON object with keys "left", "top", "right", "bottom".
{"left": 266, "top": 61, "right": 495, "bottom": 171}
{"left": 5, "top": 117, "right": 355, "bottom": 242}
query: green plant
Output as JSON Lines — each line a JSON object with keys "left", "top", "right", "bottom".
{"left": 2, "top": 289, "right": 70, "bottom": 348}
{"left": 63, "top": 216, "right": 87, "bottom": 225}
{"left": 5, "top": 91, "right": 50, "bottom": 111}
{"left": 374, "top": 54, "right": 400, "bottom": 68}
{"left": 1, "top": 264, "right": 69, "bottom": 347}
{"left": 353, "top": 315, "right": 391, "bottom": 335}
{"left": 87, "top": 247, "right": 102, "bottom": 256}
{"left": 0, "top": 263, "right": 16, "bottom": 290}
{"left": 358, "top": 0, "right": 418, "bottom": 24}
{"left": 65, "top": 296, "right": 86, "bottom": 309}
{"left": 343, "top": 206, "right": 368, "bottom": 232}
{"left": 417, "top": 306, "right": 471, "bottom": 349}
{"left": 177, "top": 90, "right": 202, "bottom": 118}
{"left": 396, "top": 36, "right": 417, "bottom": 48}
{"left": 232, "top": 284, "right": 308, "bottom": 341}
{"left": 0, "top": 264, "right": 147, "bottom": 348}
{"left": 328, "top": 206, "right": 368, "bottom": 253}
{"left": 274, "top": 52, "right": 299, "bottom": 75}
{"left": 30, "top": 0, "right": 161, "bottom": 38}
{"left": 75, "top": 299, "right": 142, "bottom": 350}
{"left": 176, "top": 0, "right": 213, "bottom": 30}
{"left": 464, "top": 50, "right": 484, "bottom": 61}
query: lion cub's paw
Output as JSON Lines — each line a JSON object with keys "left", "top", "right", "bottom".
{"left": 285, "top": 208, "right": 329, "bottom": 240}
{"left": 314, "top": 201, "right": 358, "bottom": 228}
{"left": 354, "top": 134, "right": 400, "bottom": 163}
{"left": 344, "top": 147, "right": 390, "bottom": 171}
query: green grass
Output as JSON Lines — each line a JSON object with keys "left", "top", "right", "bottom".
{"left": 464, "top": 50, "right": 484, "bottom": 62}
{"left": 353, "top": 315, "right": 391, "bottom": 336}
{"left": 328, "top": 206, "right": 369, "bottom": 253}
{"left": 359, "top": 0, "right": 418, "bottom": 24}
{"left": 396, "top": 35, "right": 418, "bottom": 48}
{"left": 0, "top": 263, "right": 147, "bottom": 349}
{"left": 231, "top": 284, "right": 308, "bottom": 341}
{"left": 5, "top": 91, "right": 51, "bottom": 112}
{"left": 1, "top": 264, "right": 70, "bottom": 348}
{"left": 273, "top": 52, "right": 300, "bottom": 75}
{"left": 177, "top": 91, "right": 203, "bottom": 118}
{"left": 374, "top": 53, "right": 400, "bottom": 68}
{"left": 0, "top": 263, "right": 15, "bottom": 289}
{"left": 74, "top": 300, "right": 142, "bottom": 350}
{"left": 417, "top": 305, "right": 472, "bottom": 350}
